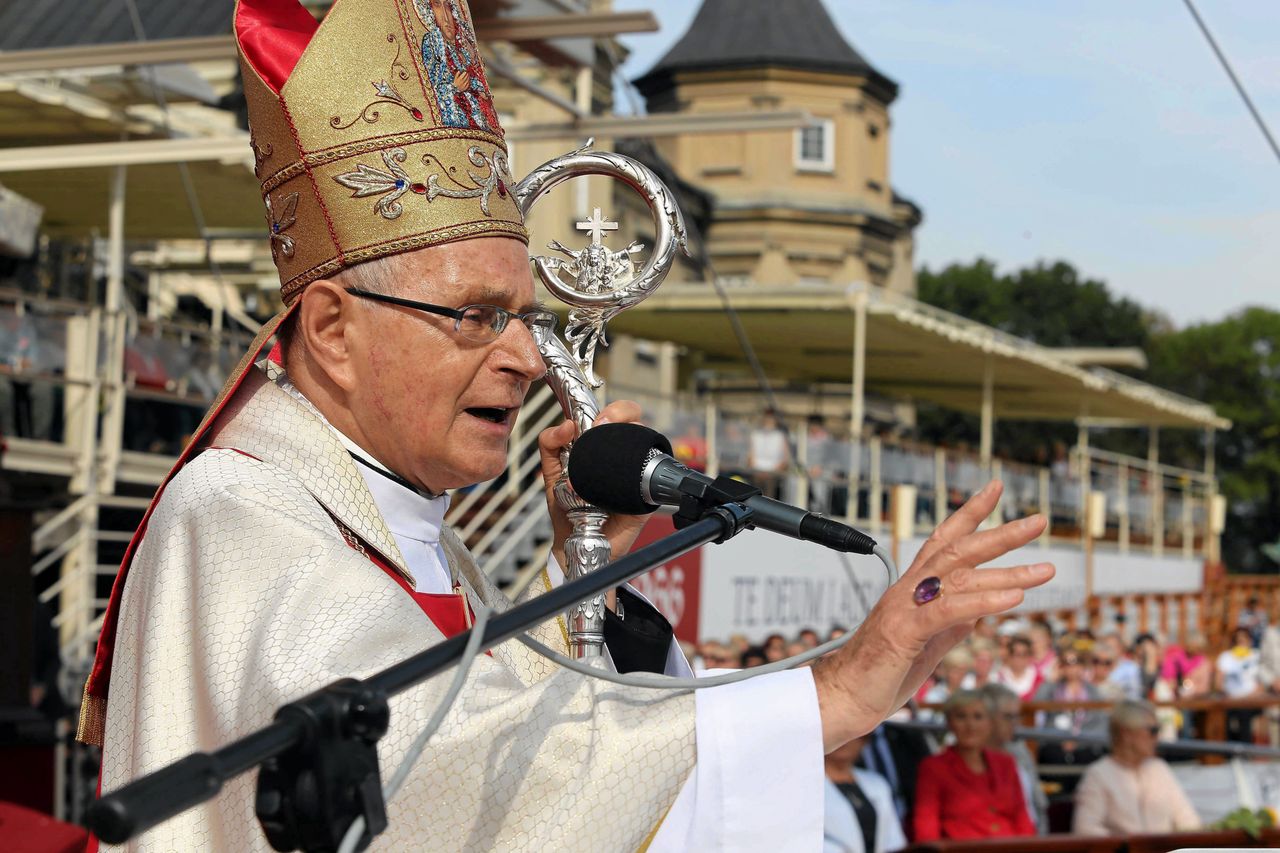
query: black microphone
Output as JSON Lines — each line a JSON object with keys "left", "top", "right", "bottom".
{"left": 568, "top": 423, "right": 878, "bottom": 555}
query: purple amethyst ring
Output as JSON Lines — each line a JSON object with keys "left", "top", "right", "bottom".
{"left": 913, "top": 576, "right": 943, "bottom": 606}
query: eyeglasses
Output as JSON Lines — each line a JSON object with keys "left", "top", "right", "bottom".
{"left": 346, "top": 288, "right": 558, "bottom": 344}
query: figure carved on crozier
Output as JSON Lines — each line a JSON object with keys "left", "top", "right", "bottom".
{"left": 513, "top": 142, "right": 689, "bottom": 658}
{"left": 541, "top": 207, "right": 645, "bottom": 388}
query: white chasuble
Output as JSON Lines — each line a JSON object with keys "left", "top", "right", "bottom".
{"left": 98, "top": 365, "right": 823, "bottom": 851}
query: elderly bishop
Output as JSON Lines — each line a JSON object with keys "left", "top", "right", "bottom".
{"left": 81, "top": 0, "right": 1055, "bottom": 850}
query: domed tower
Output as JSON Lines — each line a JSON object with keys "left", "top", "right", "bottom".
{"left": 634, "top": 0, "right": 921, "bottom": 293}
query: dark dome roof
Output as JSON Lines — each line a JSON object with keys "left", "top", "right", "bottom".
{"left": 634, "top": 0, "right": 897, "bottom": 101}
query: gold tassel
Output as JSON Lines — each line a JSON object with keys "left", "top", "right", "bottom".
{"left": 76, "top": 685, "right": 106, "bottom": 746}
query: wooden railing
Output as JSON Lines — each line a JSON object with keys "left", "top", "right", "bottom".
{"left": 1017, "top": 589, "right": 1207, "bottom": 645}
{"left": 1203, "top": 572, "right": 1280, "bottom": 648}
{"left": 904, "top": 828, "right": 1280, "bottom": 853}
{"left": 1019, "top": 697, "right": 1280, "bottom": 766}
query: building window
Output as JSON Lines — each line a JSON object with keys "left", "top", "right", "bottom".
{"left": 795, "top": 119, "right": 835, "bottom": 172}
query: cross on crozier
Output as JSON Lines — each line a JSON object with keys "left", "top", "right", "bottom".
{"left": 575, "top": 207, "right": 619, "bottom": 244}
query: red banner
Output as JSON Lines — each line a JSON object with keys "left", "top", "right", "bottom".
{"left": 628, "top": 514, "right": 702, "bottom": 645}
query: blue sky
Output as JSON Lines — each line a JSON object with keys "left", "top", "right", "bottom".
{"left": 612, "top": 0, "right": 1280, "bottom": 327}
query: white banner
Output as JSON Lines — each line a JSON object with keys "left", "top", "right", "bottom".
{"left": 697, "top": 528, "right": 1204, "bottom": 642}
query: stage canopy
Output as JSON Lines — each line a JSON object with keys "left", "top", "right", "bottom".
{"left": 606, "top": 283, "right": 1230, "bottom": 431}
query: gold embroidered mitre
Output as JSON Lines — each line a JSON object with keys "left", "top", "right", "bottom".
{"left": 236, "top": 0, "right": 526, "bottom": 304}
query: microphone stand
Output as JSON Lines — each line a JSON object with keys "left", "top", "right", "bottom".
{"left": 87, "top": 502, "right": 755, "bottom": 852}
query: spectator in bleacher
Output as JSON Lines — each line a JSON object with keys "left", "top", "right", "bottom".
{"left": 1161, "top": 631, "right": 1212, "bottom": 698}
{"left": 748, "top": 409, "right": 790, "bottom": 499}
{"left": 763, "top": 632, "right": 786, "bottom": 663}
{"left": 1072, "top": 699, "right": 1201, "bottom": 835}
{"left": 912, "top": 690, "right": 1036, "bottom": 842}
{"left": 920, "top": 647, "right": 974, "bottom": 718}
{"left": 978, "top": 683, "right": 1047, "bottom": 833}
{"left": 823, "top": 735, "right": 907, "bottom": 853}
{"left": 798, "top": 628, "right": 821, "bottom": 650}
{"left": 1237, "top": 596, "right": 1269, "bottom": 648}
{"left": 697, "top": 642, "right": 739, "bottom": 670}
{"left": 974, "top": 617, "right": 999, "bottom": 644}
{"left": 995, "top": 635, "right": 1041, "bottom": 700}
{"left": 741, "top": 646, "right": 767, "bottom": 668}
{"left": 857, "top": 722, "right": 933, "bottom": 826}
{"left": 670, "top": 419, "right": 708, "bottom": 472}
{"left": 1259, "top": 623, "right": 1280, "bottom": 743}
{"left": 1134, "top": 632, "right": 1163, "bottom": 699}
{"left": 1259, "top": 622, "right": 1280, "bottom": 694}
{"left": 1094, "top": 633, "right": 1143, "bottom": 700}
{"left": 1029, "top": 620, "right": 1058, "bottom": 683}
{"left": 829, "top": 625, "right": 848, "bottom": 642}
{"left": 805, "top": 415, "right": 838, "bottom": 514}
{"left": 969, "top": 637, "right": 998, "bottom": 687}
{"left": 1033, "top": 649, "right": 1107, "bottom": 785}
{"left": 1215, "top": 626, "right": 1263, "bottom": 742}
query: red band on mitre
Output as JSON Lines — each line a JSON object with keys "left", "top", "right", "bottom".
{"left": 235, "top": 0, "right": 321, "bottom": 93}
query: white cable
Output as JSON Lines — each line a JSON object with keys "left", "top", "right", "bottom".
{"left": 514, "top": 546, "right": 897, "bottom": 691}
{"left": 336, "top": 604, "right": 493, "bottom": 853}
{"left": 334, "top": 544, "right": 897, "bottom": 849}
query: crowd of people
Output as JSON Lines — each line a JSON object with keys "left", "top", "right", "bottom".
{"left": 690, "top": 608, "right": 1280, "bottom": 851}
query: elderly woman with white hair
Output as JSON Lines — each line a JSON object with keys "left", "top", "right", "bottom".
{"left": 1072, "top": 699, "right": 1201, "bottom": 835}
{"left": 978, "top": 683, "right": 1046, "bottom": 833}
{"left": 913, "top": 690, "right": 1036, "bottom": 842}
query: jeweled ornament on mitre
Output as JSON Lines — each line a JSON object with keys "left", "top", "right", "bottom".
{"left": 235, "top": 0, "right": 526, "bottom": 305}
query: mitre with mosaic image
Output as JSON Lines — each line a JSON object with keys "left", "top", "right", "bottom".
{"left": 236, "top": 0, "right": 526, "bottom": 305}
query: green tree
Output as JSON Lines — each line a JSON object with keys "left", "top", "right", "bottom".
{"left": 917, "top": 258, "right": 1280, "bottom": 571}
{"left": 1146, "top": 308, "right": 1280, "bottom": 571}
{"left": 917, "top": 258, "right": 1150, "bottom": 347}
{"left": 914, "top": 259, "right": 1152, "bottom": 461}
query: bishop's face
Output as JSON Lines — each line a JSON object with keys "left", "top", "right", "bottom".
{"left": 346, "top": 238, "right": 546, "bottom": 494}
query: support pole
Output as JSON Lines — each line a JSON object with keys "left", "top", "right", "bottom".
{"left": 1078, "top": 422, "right": 1093, "bottom": 602}
{"left": 1150, "top": 426, "right": 1163, "bottom": 557}
{"left": 1119, "top": 461, "right": 1130, "bottom": 554}
{"left": 98, "top": 163, "right": 128, "bottom": 495}
{"left": 795, "top": 415, "right": 809, "bottom": 511}
{"left": 1204, "top": 428, "right": 1218, "bottom": 563}
{"left": 848, "top": 290, "right": 867, "bottom": 525}
{"left": 1077, "top": 422, "right": 1090, "bottom": 536}
{"left": 933, "top": 448, "right": 946, "bottom": 527}
{"left": 868, "top": 436, "right": 882, "bottom": 533}
{"left": 980, "top": 356, "right": 994, "bottom": 475}
{"left": 1038, "top": 468, "right": 1051, "bottom": 548}
{"left": 704, "top": 399, "right": 719, "bottom": 479}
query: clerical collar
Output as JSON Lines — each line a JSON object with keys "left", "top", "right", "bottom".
{"left": 269, "top": 367, "right": 443, "bottom": 501}
{"left": 354, "top": 453, "right": 450, "bottom": 547}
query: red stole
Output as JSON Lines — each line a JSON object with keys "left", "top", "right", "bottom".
{"left": 360, "top": 543, "right": 476, "bottom": 639}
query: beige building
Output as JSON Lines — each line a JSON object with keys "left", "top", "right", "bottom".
{"left": 632, "top": 0, "right": 921, "bottom": 294}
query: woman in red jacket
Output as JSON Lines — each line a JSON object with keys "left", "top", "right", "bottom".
{"left": 913, "top": 689, "right": 1037, "bottom": 841}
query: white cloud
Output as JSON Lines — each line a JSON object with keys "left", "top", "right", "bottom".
{"left": 612, "top": 0, "right": 1280, "bottom": 325}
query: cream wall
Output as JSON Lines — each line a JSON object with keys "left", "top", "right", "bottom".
{"left": 648, "top": 66, "right": 916, "bottom": 294}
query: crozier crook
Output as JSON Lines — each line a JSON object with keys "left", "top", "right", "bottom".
{"left": 514, "top": 141, "right": 689, "bottom": 658}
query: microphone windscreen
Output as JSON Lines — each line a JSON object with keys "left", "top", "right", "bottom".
{"left": 567, "top": 423, "right": 674, "bottom": 515}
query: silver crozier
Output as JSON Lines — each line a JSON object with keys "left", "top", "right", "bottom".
{"left": 514, "top": 142, "right": 688, "bottom": 658}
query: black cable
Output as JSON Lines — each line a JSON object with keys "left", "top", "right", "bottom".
{"left": 605, "top": 52, "right": 877, "bottom": 616}
{"left": 1181, "top": 0, "right": 1280, "bottom": 165}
